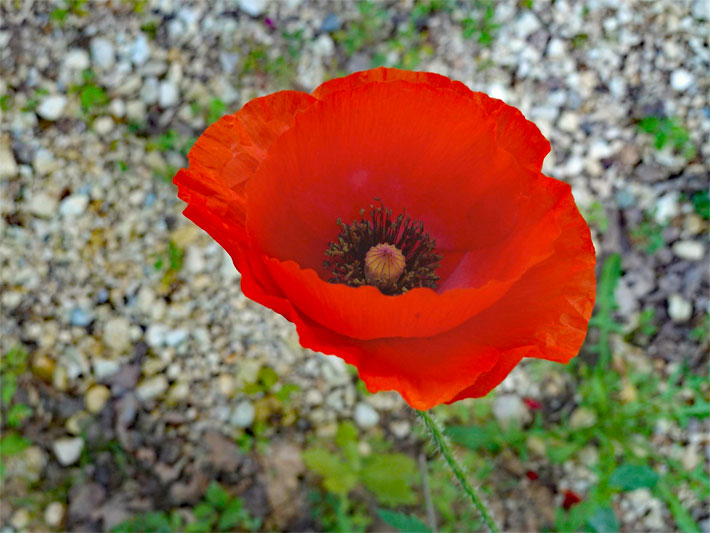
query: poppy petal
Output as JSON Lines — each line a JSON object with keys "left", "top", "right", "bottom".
{"left": 312, "top": 67, "right": 549, "bottom": 173}
{"left": 174, "top": 90, "right": 316, "bottom": 230}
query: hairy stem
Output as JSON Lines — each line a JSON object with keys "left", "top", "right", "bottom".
{"left": 416, "top": 409, "right": 500, "bottom": 533}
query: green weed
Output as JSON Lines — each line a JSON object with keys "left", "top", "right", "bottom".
{"left": 334, "top": 0, "right": 389, "bottom": 57}
{"left": 0, "top": 346, "right": 33, "bottom": 479}
{"left": 630, "top": 217, "right": 666, "bottom": 254}
{"left": 303, "top": 420, "right": 419, "bottom": 530}
{"left": 113, "top": 482, "right": 261, "bottom": 533}
{"left": 638, "top": 116, "right": 696, "bottom": 159}
{"left": 691, "top": 190, "right": 709, "bottom": 220}
{"left": 69, "top": 70, "right": 109, "bottom": 115}
{"left": 461, "top": 1, "right": 499, "bottom": 46}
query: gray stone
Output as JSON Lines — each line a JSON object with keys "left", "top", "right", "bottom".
{"left": 493, "top": 394, "right": 530, "bottom": 427}
{"left": 37, "top": 95, "right": 67, "bottom": 121}
{"left": 136, "top": 375, "right": 168, "bottom": 402}
{"left": 354, "top": 402, "right": 379, "bottom": 429}
{"left": 131, "top": 34, "right": 150, "bottom": 65}
{"left": 90, "top": 37, "right": 116, "bottom": 70}
{"left": 70, "top": 307, "right": 93, "bottom": 327}
{"left": 230, "top": 400, "right": 255, "bottom": 428}
{"left": 0, "top": 144, "right": 18, "bottom": 179}
{"left": 239, "top": 0, "right": 268, "bottom": 17}
{"left": 104, "top": 317, "right": 131, "bottom": 354}
{"left": 52, "top": 437, "right": 84, "bottom": 465}
{"left": 27, "top": 192, "right": 58, "bottom": 218}
{"left": 159, "top": 81, "right": 179, "bottom": 107}
{"left": 165, "top": 329, "right": 189, "bottom": 347}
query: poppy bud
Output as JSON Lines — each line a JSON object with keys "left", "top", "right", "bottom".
{"left": 364, "top": 243, "right": 406, "bottom": 291}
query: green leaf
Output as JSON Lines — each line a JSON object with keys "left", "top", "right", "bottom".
{"left": 588, "top": 505, "right": 619, "bottom": 533}
{"left": 445, "top": 423, "right": 500, "bottom": 452}
{"left": 258, "top": 366, "right": 279, "bottom": 391}
{"left": 656, "top": 482, "right": 701, "bottom": 533}
{"left": 0, "top": 432, "right": 31, "bottom": 455}
{"left": 360, "top": 453, "right": 418, "bottom": 505}
{"left": 547, "top": 442, "right": 579, "bottom": 463}
{"left": 6, "top": 403, "right": 32, "bottom": 427}
{"left": 205, "top": 482, "right": 229, "bottom": 509}
{"left": 376, "top": 509, "right": 431, "bottom": 532}
{"left": 1, "top": 373, "right": 17, "bottom": 404}
{"left": 218, "top": 498, "right": 247, "bottom": 530}
{"left": 302, "top": 447, "right": 358, "bottom": 496}
{"left": 609, "top": 464, "right": 659, "bottom": 491}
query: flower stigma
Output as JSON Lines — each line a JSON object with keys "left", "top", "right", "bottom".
{"left": 364, "top": 243, "right": 406, "bottom": 291}
{"left": 324, "top": 200, "right": 441, "bottom": 295}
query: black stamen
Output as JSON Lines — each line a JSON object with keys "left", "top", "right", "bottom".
{"left": 324, "top": 199, "right": 441, "bottom": 295}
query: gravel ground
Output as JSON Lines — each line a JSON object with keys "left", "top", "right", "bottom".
{"left": 0, "top": 0, "right": 708, "bottom": 532}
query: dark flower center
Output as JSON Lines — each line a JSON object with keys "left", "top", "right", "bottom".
{"left": 323, "top": 199, "right": 441, "bottom": 295}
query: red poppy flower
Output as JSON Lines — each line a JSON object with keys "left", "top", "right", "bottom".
{"left": 174, "top": 67, "right": 596, "bottom": 410}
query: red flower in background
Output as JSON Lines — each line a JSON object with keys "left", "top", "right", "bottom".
{"left": 174, "top": 67, "right": 596, "bottom": 410}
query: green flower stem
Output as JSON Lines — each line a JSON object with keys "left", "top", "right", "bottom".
{"left": 416, "top": 409, "right": 500, "bottom": 533}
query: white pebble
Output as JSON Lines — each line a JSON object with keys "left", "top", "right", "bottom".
{"left": 27, "top": 192, "right": 58, "bottom": 218}
{"left": 668, "top": 294, "right": 693, "bottom": 323}
{"left": 670, "top": 69, "right": 693, "bottom": 91}
{"left": 239, "top": 0, "right": 268, "bottom": 17}
{"left": 0, "top": 144, "right": 18, "bottom": 179}
{"left": 136, "top": 375, "right": 169, "bottom": 402}
{"left": 64, "top": 49, "right": 90, "bottom": 70}
{"left": 52, "top": 437, "right": 84, "bottom": 466}
{"left": 493, "top": 394, "right": 529, "bottom": 427}
{"left": 159, "top": 81, "right": 179, "bottom": 107}
{"left": 59, "top": 194, "right": 89, "bottom": 218}
{"left": 230, "top": 400, "right": 255, "bottom": 428}
{"left": 93, "top": 116, "right": 114, "bottom": 135}
{"left": 672, "top": 240, "right": 705, "bottom": 261}
{"left": 104, "top": 317, "right": 132, "bottom": 354}
{"left": 44, "top": 502, "right": 65, "bottom": 528}
{"left": 37, "top": 95, "right": 67, "bottom": 121}
{"left": 90, "top": 37, "right": 116, "bottom": 70}
{"left": 354, "top": 402, "right": 379, "bottom": 429}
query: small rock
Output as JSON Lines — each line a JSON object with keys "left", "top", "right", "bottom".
{"left": 64, "top": 48, "right": 90, "bottom": 70}
{"left": 230, "top": 400, "right": 255, "bottom": 428}
{"left": 59, "top": 194, "right": 89, "bottom": 217}
{"left": 93, "top": 358, "right": 120, "bottom": 380}
{"left": 219, "top": 51, "right": 240, "bottom": 74}
{"left": 33, "top": 148, "right": 57, "bottom": 175}
{"left": 547, "top": 38, "right": 566, "bottom": 57}
{"left": 204, "top": 430, "right": 243, "bottom": 471}
{"left": 354, "top": 402, "right": 379, "bottom": 429}
{"left": 131, "top": 34, "right": 150, "bottom": 65}
{"left": 44, "top": 501, "right": 65, "bottom": 528}
{"left": 493, "top": 394, "right": 529, "bottom": 427}
{"left": 37, "top": 95, "right": 67, "bottom": 121}
{"left": 85, "top": 384, "right": 111, "bottom": 414}
{"left": 516, "top": 11, "right": 541, "bottom": 37}
{"left": 321, "top": 12, "right": 341, "bottom": 32}
{"left": 655, "top": 192, "right": 679, "bottom": 223}
{"left": 670, "top": 69, "right": 693, "bottom": 92}
{"left": 70, "top": 307, "right": 93, "bottom": 327}
{"left": 693, "top": 0, "right": 710, "bottom": 19}
{"left": 217, "top": 374, "right": 236, "bottom": 396}
{"left": 167, "top": 381, "right": 189, "bottom": 403}
{"left": 32, "top": 353, "right": 55, "bottom": 381}
{"left": 93, "top": 116, "right": 114, "bottom": 135}
{"left": 0, "top": 144, "right": 18, "bottom": 179}
{"left": 239, "top": 0, "right": 268, "bottom": 16}
{"left": 668, "top": 294, "right": 692, "bottom": 323}
{"left": 69, "top": 483, "right": 106, "bottom": 521}
{"left": 165, "top": 329, "right": 188, "bottom": 347}
{"left": 11, "top": 509, "right": 30, "bottom": 529}
{"left": 104, "top": 317, "right": 131, "bottom": 354}
{"left": 90, "top": 37, "right": 116, "bottom": 70}
{"left": 569, "top": 407, "right": 597, "bottom": 429}
{"left": 672, "top": 240, "right": 705, "bottom": 261}
{"left": 27, "top": 191, "right": 58, "bottom": 218}
{"left": 159, "top": 81, "right": 179, "bottom": 107}
{"left": 135, "top": 375, "right": 168, "bottom": 402}
{"left": 389, "top": 419, "right": 411, "bottom": 439}
{"left": 52, "top": 437, "right": 84, "bottom": 466}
